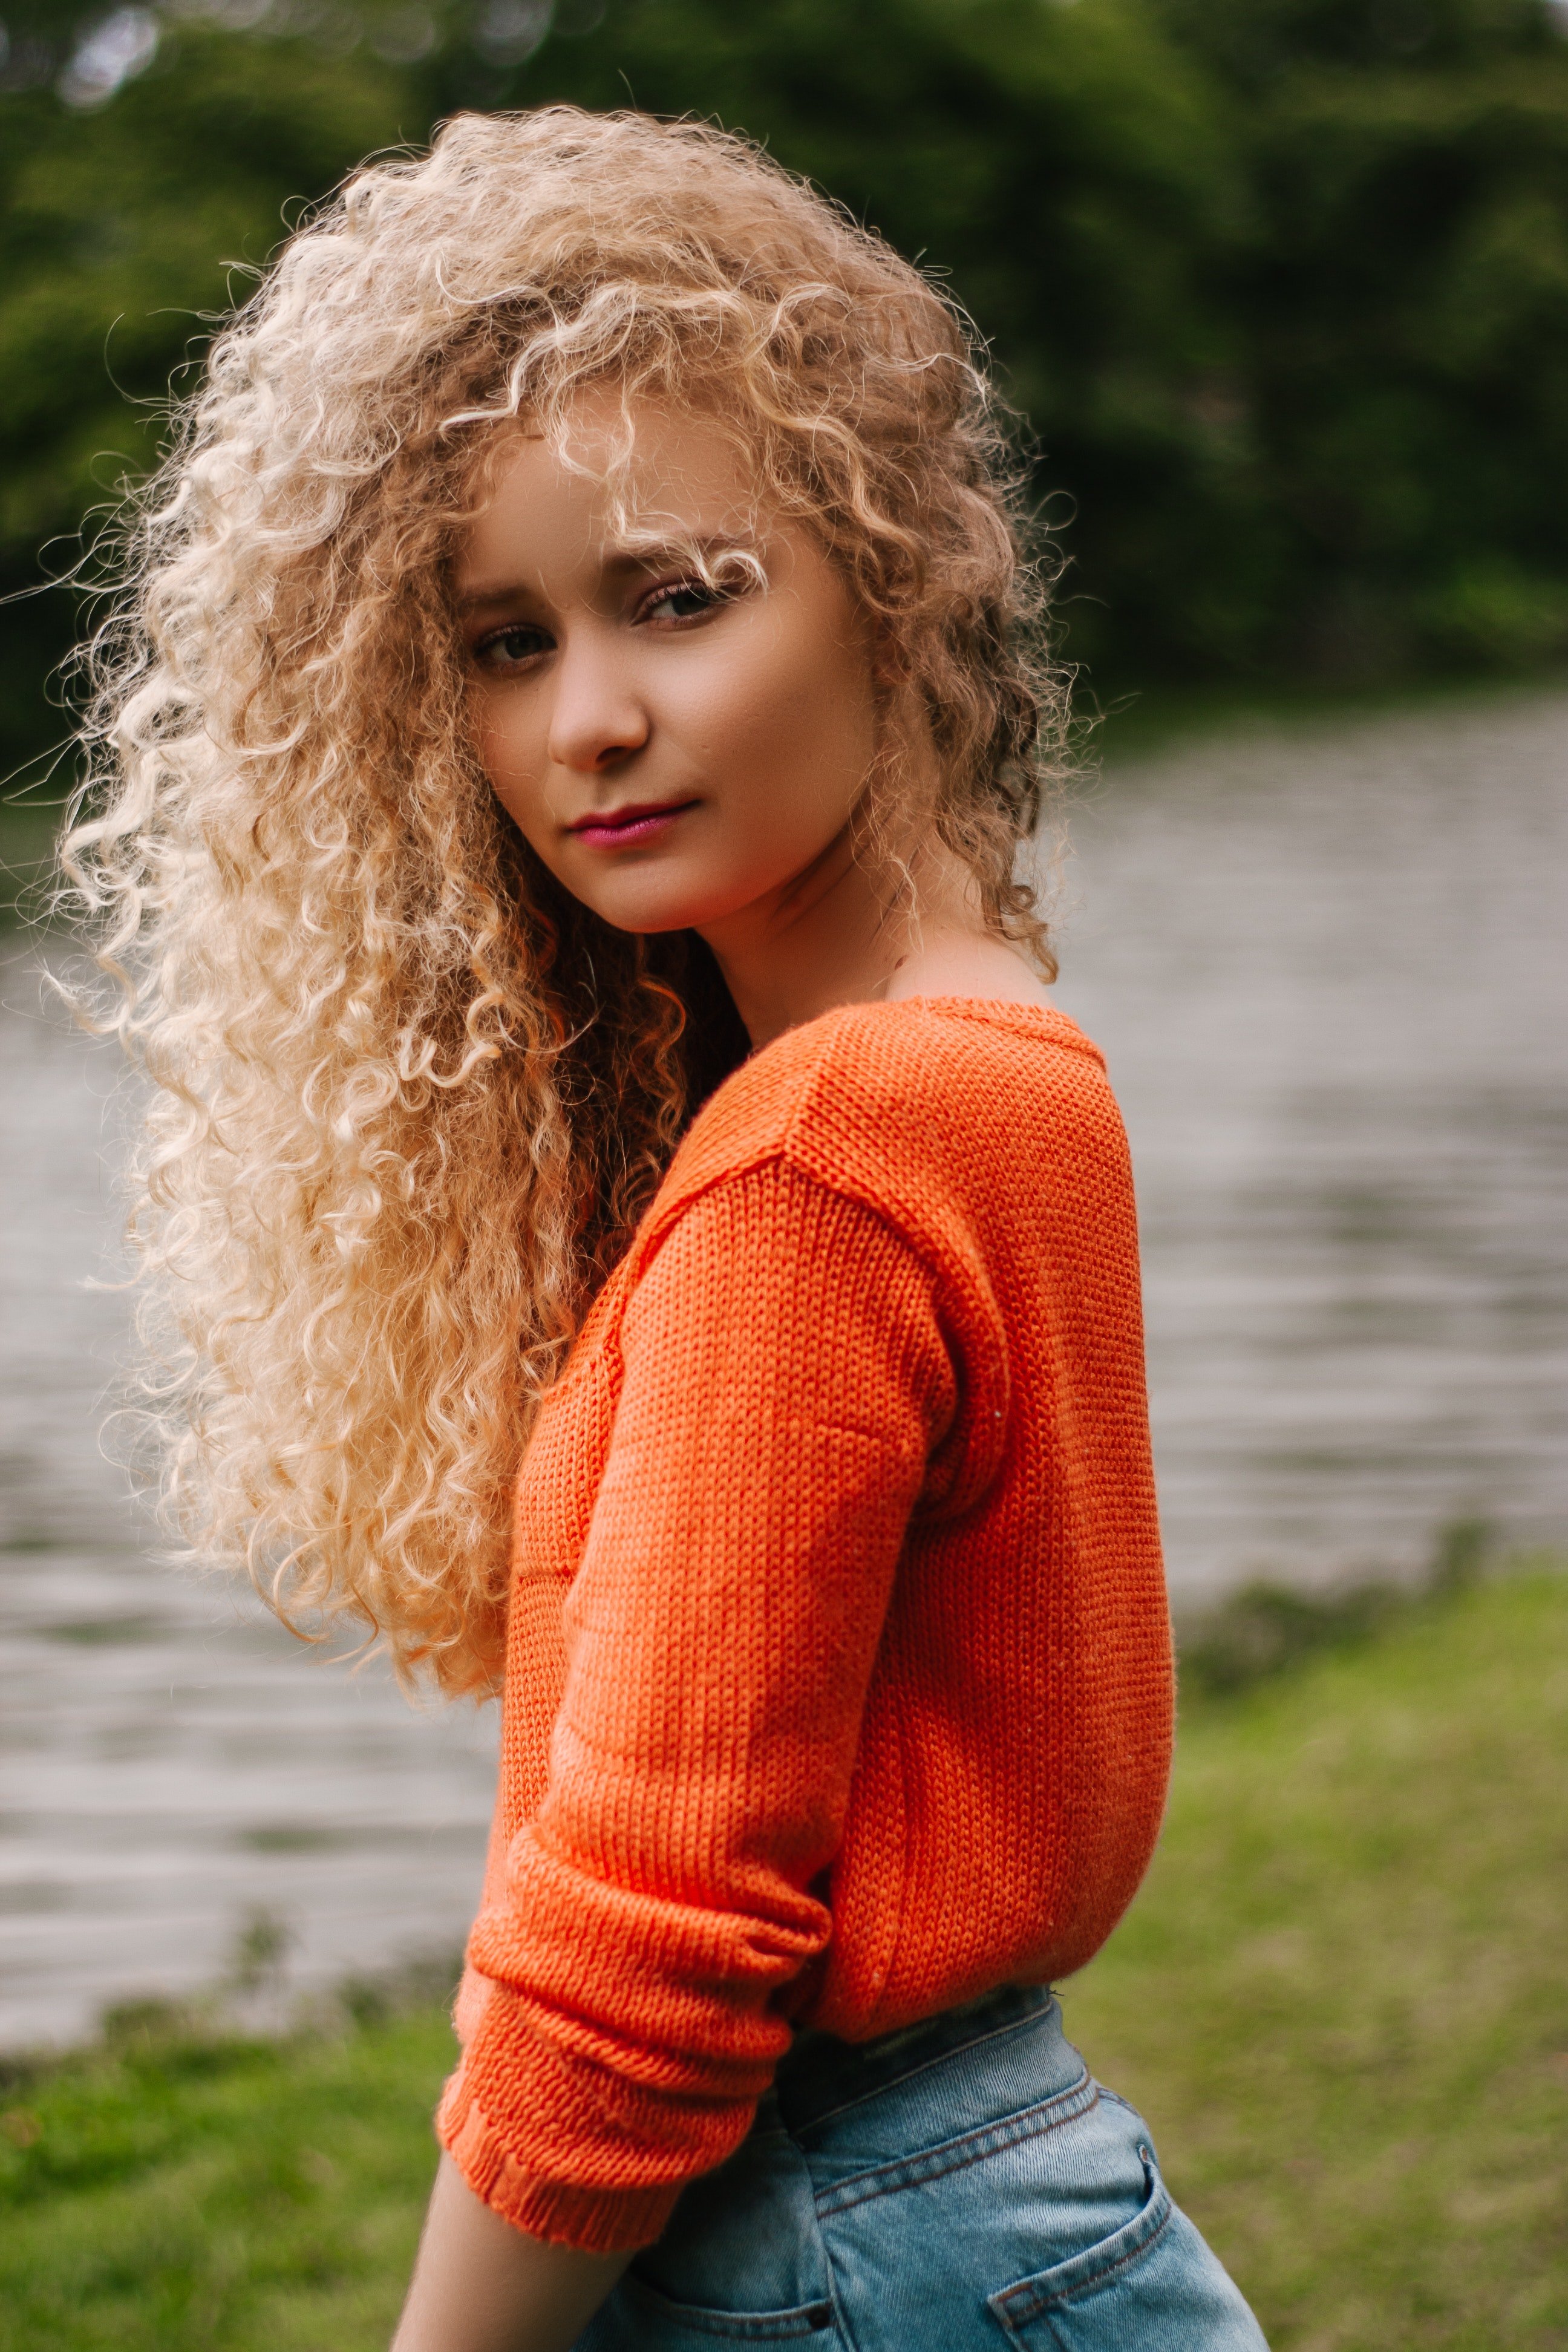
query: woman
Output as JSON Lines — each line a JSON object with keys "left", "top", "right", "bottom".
{"left": 69, "top": 106, "right": 1268, "bottom": 2352}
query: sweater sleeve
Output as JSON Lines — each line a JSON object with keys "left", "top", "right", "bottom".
{"left": 435, "top": 1160, "right": 956, "bottom": 2252}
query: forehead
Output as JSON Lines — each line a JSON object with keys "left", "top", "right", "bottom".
{"left": 456, "top": 391, "right": 763, "bottom": 590}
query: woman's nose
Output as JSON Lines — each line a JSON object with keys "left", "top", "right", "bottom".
{"left": 546, "top": 627, "right": 650, "bottom": 773}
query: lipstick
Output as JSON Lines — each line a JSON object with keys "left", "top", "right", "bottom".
{"left": 569, "top": 797, "right": 697, "bottom": 849}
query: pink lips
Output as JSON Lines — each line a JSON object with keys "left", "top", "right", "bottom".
{"left": 569, "top": 798, "right": 697, "bottom": 849}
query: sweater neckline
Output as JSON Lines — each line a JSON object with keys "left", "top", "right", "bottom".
{"left": 743, "top": 992, "right": 1097, "bottom": 1068}
{"left": 875, "top": 993, "right": 1089, "bottom": 1045}
{"left": 895, "top": 992, "right": 1060, "bottom": 1018}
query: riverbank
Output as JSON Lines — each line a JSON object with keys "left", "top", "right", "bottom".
{"left": 2, "top": 1561, "right": 1564, "bottom": 2351}
{"left": 0, "top": 804, "right": 58, "bottom": 925}
{"left": 1085, "top": 664, "right": 1568, "bottom": 768}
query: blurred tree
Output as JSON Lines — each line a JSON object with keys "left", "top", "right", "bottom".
{"left": 0, "top": 10, "right": 414, "bottom": 786}
{"left": 4, "top": 0, "right": 1568, "bottom": 787}
{"left": 1155, "top": 0, "right": 1568, "bottom": 674}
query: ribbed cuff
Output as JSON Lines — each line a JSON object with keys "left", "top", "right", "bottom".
{"left": 436, "top": 2069, "right": 685, "bottom": 2255}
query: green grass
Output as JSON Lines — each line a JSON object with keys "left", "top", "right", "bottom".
{"left": 0, "top": 2005, "right": 452, "bottom": 2350}
{"left": 1065, "top": 1564, "right": 1568, "bottom": 2350}
{"left": 2, "top": 1567, "right": 1566, "bottom": 2348}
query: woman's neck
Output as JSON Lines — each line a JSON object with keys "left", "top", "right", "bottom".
{"left": 696, "top": 826, "right": 1051, "bottom": 1049}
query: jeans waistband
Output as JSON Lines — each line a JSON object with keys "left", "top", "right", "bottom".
{"left": 773, "top": 1982, "right": 1056, "bottom": 2138}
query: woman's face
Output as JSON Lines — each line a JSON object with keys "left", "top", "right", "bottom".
{"left": 454, "top": 396, "right": 880, "bottom": 937}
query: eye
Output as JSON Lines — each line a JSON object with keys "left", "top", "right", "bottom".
{"left": 638, "top": 578, "right": 726, "bottom": 626}
{"left": 474, "top": 621, "right": 554, "bottom": 673}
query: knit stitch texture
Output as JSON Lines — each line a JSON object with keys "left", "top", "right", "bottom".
{"left": 436, "top": 996, "right": 1173, "bottom": 2252}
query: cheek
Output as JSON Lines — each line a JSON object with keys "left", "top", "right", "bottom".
{"left": 475, "top": 691, "right": 549, "bottom": 835}
{"left": 694, "top": 618, "right": 877, "bottom": 842}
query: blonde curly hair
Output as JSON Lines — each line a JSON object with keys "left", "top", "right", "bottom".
{"left": 64, "top": 105, "right": 1065, "bottom": 1695}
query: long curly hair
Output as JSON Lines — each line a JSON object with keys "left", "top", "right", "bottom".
{"left": 63, "top": 105, "right": 1065, "bottom": 1696}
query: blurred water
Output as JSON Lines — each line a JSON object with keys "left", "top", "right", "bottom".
{"left": 2, "top": 688, "right": 1565, "bottom": 2047}
{"left": 1056, "top": 690, "right": 1568, "bottom": 1602}
{"left": 0, "top": 955, "right": 498, "bottom": 2048}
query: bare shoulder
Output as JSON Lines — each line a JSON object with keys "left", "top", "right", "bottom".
{"left": 882, "top": 926, "right": 1057, "bottom": 1011}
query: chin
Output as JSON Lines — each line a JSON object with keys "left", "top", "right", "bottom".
{"left": 574, "top": 867, "right": 760, "bottom": 938}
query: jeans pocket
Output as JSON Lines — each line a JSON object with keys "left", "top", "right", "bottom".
{"left": 603, "top": 2271, "right": 839, "bottom": 2345}
{"left": 985, "top": 2143, "right": 1270, "bottom": 2352}
{"left": 987, "top": 2143, "right": 1173, "bottom": 2346}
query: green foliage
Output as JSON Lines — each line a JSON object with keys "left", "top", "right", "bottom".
{"left": 1164, "top": 0, "right": 1568, "bottom": 680}
{"left": 0, "top": 12, "right": 414, "bottom": 789}
{"left": 1181, "top": 1575, "right": 1409, "bottom": 1695}
{"left": 1177, "top": 1512, "right": 1497, "bottom": 1696}
{"left": 5, "top": 0, "right": 1568, "bottom": 781}
{"left": 2, "top": 1566, "right": 1564, "bottom": 2347}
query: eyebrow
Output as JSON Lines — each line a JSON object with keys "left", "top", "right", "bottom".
{"left": 454, "top": 529, "right": 757, "bottom": 612}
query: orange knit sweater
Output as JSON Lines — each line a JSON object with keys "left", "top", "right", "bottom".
{"left": 436, "top": 997, "right": 1173, "bottom": 2253}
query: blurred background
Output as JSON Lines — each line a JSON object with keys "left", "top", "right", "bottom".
{"left": 1, "top": 7, "right": 1566, "bottom": 2345}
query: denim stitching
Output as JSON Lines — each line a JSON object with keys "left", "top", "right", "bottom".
{"left": 620, "top": 2274, "right": 835, "bottom": 2341}
{"left": 993, "top": 2189, "right": 1175, "bottom": 2326}
{"left": 811, "top": 2132, "right": 858, "bottom": 2352}
{"left": 788, "top": 1994, "right": 1057, "bottom": 2138}
{"left": 812, "top": 2072, "right": 1097, "bottom": 2216}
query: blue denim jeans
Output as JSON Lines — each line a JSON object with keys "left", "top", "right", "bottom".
{"left": 576, "top": 1985, "right": 1268, "bottom": 2350}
